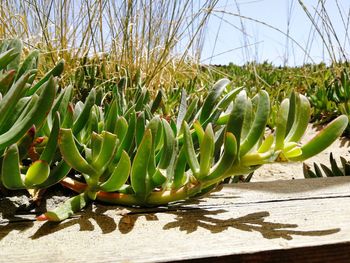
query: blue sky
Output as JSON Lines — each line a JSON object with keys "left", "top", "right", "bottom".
{"left": 200, "top": 0, "right": 350, "bottom": 66}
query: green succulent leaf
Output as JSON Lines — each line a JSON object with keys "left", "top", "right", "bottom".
{"left": 193, "top": 120, "right": 205, "bottom": 145}
{"left": 205, "top": 132, "right": 237, "bottom": 181}
{"left": 16, "top": 50, "right": 39, "bottom": 81}
{"left": 35, "top": 160, "right": 71, "bottom": 188}
{"left": 115, "top": 111, "right": 136, "bottom": 159}
{"left": 131, "top": 129, "right": 152, "bottom": 199}
{"left": 226, "top": 90, "right": 247, "bottom": 156}
{"left": 1, "top": 144, "right": 24, "bottom": 189}
{"left": 0, "top": 76, "right": 56, "bottom": 150}
{"left": 115, "top": 116, "right": 128, "bottom": 141}
{"left": 240, "top": 90, "right": 270, "bottom": 156}
{"left": 24, "top": 160, "right": 50, "bottom": 186}
{"left": 173, "top": 147, "right": 187, "bottom": 189}
{"left": 100, "top": 150, "right": 131, "bottom": 192}
{"left": 151, "top": 89, "right": 163, "bottom": 114}
{"left": 72, "top": 88, "right": 96, "bottom": 135}
{"left": 0, "top": 70, "right": 16, "bottom": 95}
{"left": 136, "top": 112, "right": 146, "bottom": 147}
{"left": 158, "top": 119, "right": 175, "bottom": 169}
{"left": 92, "top": 131, "right": 119, "bottom": 173}
{"left": 274, "top": 99, "right": 289, "bottom": 150}
{"left": 0, "top": 71, "right": 31, "bottom": 128}
{"left": 290, "top": 115, "right": 348, "bottom": 161}
{"left": 0, "top": 48, "right": 19, "bottom": 70}
{"left": 40, "top": 192, "right": 89, "bottom": 222}
{"left": 199, "top": 123, "right": 215, "bottom": 178}
{"left": 104, "top": 99, "right": 119, "bottom": 133}
{"left": 183, "top": 121, "right": 200, "bottom": 176}
{"left": 285, "top": 94, "right": 310, "bottom": 143}
{"left": 177, "top": 88, "right": 187, "bottom": 131}
{"left": 59, "top": 128, "right": 96, "bottom": 175}
{"left": 27, "top": 59, "right": 65, "bottom": 96}
{"left": 199, "top": 78, "right": 230, "bottom": 124}
{"left": 40, "top": 112, "right": 60, "bottom": 164}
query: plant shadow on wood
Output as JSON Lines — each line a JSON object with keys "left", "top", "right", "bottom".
{"left": 30, "top": 204, "right": 117, "bottom": 239}
{"left": 2, "top": 194, "right": 341, "bottom": 241}
{"left": 162, "top": 209, "right": 340, "bottom": 240}
{"left": 0, "top": 197, "right": 35, "bottom": 240}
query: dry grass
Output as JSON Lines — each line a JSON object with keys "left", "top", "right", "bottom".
{"left": 0, "top": 0, "right": 219, "bottom": 89}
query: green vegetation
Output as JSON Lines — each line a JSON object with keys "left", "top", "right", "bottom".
{"left": 0, "top": 39, "right": 348, "bottom": 221}
{"left": 303, "top": 153, "right": 350, "bottom": 178}
{"left": 1, "top": 0, "right": 350, "bottom": 223}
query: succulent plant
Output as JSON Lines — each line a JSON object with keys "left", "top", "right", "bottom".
{"left": 303, "top": 153, "right": 350, "bottom": 178}
{"left": 0, "top": 39, "right": 65, "bottom": 192}
{"left": 36, "top": 79, "right": 348, "bottom": 221}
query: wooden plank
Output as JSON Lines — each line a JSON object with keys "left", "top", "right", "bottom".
{"left": 0, "top": 177, "right": 350, "bottom": 263}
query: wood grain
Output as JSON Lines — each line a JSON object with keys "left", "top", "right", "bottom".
{"left": 1, "top": 177, "right": 350, "bottom": 263}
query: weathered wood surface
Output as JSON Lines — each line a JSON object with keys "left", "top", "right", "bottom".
{"left": 1, "top": 177, "right": 350, "bottom": 263}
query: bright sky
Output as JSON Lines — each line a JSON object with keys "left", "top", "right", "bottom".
{"left": 201, "top": 0, "right": 350, "bottom": 66}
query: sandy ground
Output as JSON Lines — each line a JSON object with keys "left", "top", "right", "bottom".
{"left": 252, "top": 124, "right": 350, "bottom": 182}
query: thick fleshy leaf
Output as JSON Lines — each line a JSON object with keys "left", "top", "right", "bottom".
{"left": 92, "top": 131, "right": 118, "bottom": 173}
{"left": 158, "top": 119, "right": 175, "bottom": 169}
{"left": 257, "top": 134, "right": 274, "bottom": 153}
{"left": 172, "top": 147, "right": 187, "bottom": 190}
{"left": 199, "top": 123, "right": 215, "bottom": 178}
{"left": 24, "top": 160, "right": 50, "bottom": 186}
{"left": 114, "top": 116, "right": 128, "bottom": 141}
{"left": 205, "top": 132, "right": 237, "bottom": 181}
{"left": 183, "top": 121, "right": 200, "bottom": 176}
{"left": 39, "top": 192, "right": 89, "bottom": 221}
{"left": 1, "top": 144, "right": 24, "bottom": 189}
{"left": 115, "top": 111, "right": 136, "bottom": 160}
{"left": 27, "top": 59, "right": 65, "bottom": 95}
{"left": 58, "top": 128, "right": 96, "bottom": 175}
{"left": 226, "top": 90, "right": 247, "bottom": 155}
{"left": 72, "top": 88, "right": 96, "bottom": 135}
{"left": 274, "top": 99, "right": 289, "bottom": 150}
{"left": 40, "top": 112, "right": 60, "bottom": 164}
{"left": 0, "top": 71, "right": 30, "bottom": 128}
{"left": 240, "top": 90, "right": 270, "bottom": 156}
{"left": 131, "top": 129, "right": 152, "bottom": 199}
{"left": 36, "top": 160, "right": 71, "bottom": 188}
{"left": 176, "top": 88, "right": 187, "bottom": 131}
{"left": 152, "top": 169, "right": 167, "bottom": 187}
{"left": 0, "top": 70, "right": 16, "bottom": 95}
{"left": 0, "top": 48, "right": 19, "bottom": 70}
{"left": 199, "top": 78, "right": 230, "bottom": 124}
{"left": 183, "top": 97, "right": 199, "bottom": 124}
{"left": 91, "top": 132, "right": 103, "bottom": 162}
{"left": 290, "top": 115, "right": 348, "bottom": 161}
{"left": 136, "top": 112, "right": 146, "bottom": 147}
{"left": 285, "top": 94, "right": 310, "bottom": 143}
{"left": 0, "top": 76, "right": 56, "bottom": 150}
{"left": 193, "top": 121, "right": 205, "bottom": 145}
{"left": 150, "top": 89, "right": 163, "bottom": 114}
{"left": 100, "top": 151, "right": 131, "bottom": 192}
{"left": 16, "top": 50, "right": 39, "bottom": 80}
{"left": 104, "top": 99, "right": 118, "bottom": 132}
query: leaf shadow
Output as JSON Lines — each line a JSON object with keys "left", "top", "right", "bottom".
{"left": 0, "top": 196, "right": 35, "bottom": 240}
{"left": 30, "top": 204, "right": 117, "bottom": 239}
{"left": 163, "top": 208, "right": 340, "bottom": 240}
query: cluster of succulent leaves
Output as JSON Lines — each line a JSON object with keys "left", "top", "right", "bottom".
{"left": 307, "top": 67, "right": 350, "bottom": 135}
{"left": 303, "top": 153, "right": 350, "bottom": 178}
{"left": 0, "top": 39, "right": 348, "bottom": 222}
{"left": 210, "top": 62, "right": 348, "bottom": 129}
